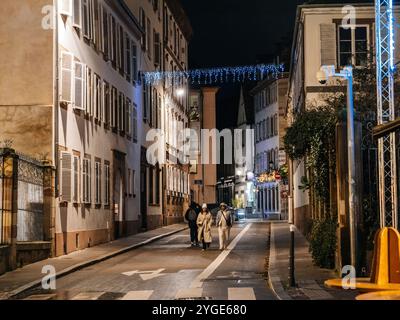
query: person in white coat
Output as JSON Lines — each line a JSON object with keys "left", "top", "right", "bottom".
{"left": 216, "top": 203, "right": 233, "bottom": 250}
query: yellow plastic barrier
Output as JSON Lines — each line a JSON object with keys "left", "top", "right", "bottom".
{"left": 325, "top": 227, "right": 400, "bottom": 292}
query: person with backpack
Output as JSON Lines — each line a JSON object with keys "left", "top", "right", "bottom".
{"left": 216, "top": 202, "right": 233, "bottom": 250}
{"left": 185, "top": 202, "right": 199, "bottom": 247}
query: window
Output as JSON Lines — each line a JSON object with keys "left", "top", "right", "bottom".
{"left": 94, "top": 74, "right": 102, "bottom": 121}
{"left": 103, "top": 81, "right": 110, "bottom": 126}
{"left": 73, "top": 155, "right": 79, "bottom": 203}
{"left": 61, "top": 52, "right": 74, "bottom": 103}
{"left": 102, "top": 6, "right": 109, "bottom": 59}
{"left": 131, "top": 42, "right": 138, "bottom": 82}
{"left": 95, "top": 161, "right": 101, "bottom": 205}
{"left": 110, "top": 15, "right": 117, "bottom": 65}
{"left": 125, "top": 34, "right": 131, "bottom": 80}
{"left": 139, "top": 8, "right": 146, "bottom": 49}
{"left": 82, "top": 158, "right": 91, "bottom": 204}
{"left": 154, "top": 31, "right": 161, "bottom": 67}
{"left": 74, "top": 61, "right": 85, "bottom": 110}
{"left": 132, "top": 103, "right": 138, "bottom": 142}
{"left": 82, "top": 0, "right": 91, "bottom": 39}
{"left": 274, "top": 114, "right": 278, "bottom": 136}
{"left": 111, "top": 86, "right": 118, "bottom": 129}
{"left": 118, "top": 92, "right": 125, "bottom": 132}
{"left": 104, "top": 164, "right": 110, "bottom": 205}
{"left": 126, "top": 98, "right": 132, "bottom": 137}
{"left": 118, "top": 25, "right": 124, "bottom": 72}
{"left": 73, "top": 0, "right": 82, "bottom": 29}
{"left": 143, "top": 84, "right": 148, "bottom": 121}
{"left": 86, "top": 67, "right": 93, "bottom": 115}
{"left": 147, "top": 18, "right": 151, "bottom": 59}
{"left": 92, "top": 0, "right": 100, "bottom": 49}
{"left": 339, "top": 26, "right": 368, "bottom": 67}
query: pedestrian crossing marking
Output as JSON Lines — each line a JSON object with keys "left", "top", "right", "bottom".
{"left": 71, "top": 292, "right": 106, "bottom": 300}
{"left": 228, "top": 288, "right": 256, "bottom": 300}
{"left": 23, "top": 294, "right": 57, "bottom": 300}
{"left": 175, "top": 288, "right": 203, "bottom": 300}
{"left": 121, "top": 290, "right": 154, "bottom": 300}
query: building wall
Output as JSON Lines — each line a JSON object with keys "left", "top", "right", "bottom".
{"left": 287, "top": 4, "right": 400, "bottom": 231}
{"left": 189, "top": 87, "right": 218, "bottom": 205}
{"left": 55, "top": 0, "right": 143, "bottom": 255}
{"left": 0, "top": 0, "right": 54, "bottom": 158}
{"left": 253, "top": 77, "right": 288, "bottom": 218}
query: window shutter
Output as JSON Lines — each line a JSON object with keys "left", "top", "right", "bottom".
{"left": 74, "top": 61, "right": 85, "bottom": 110}
{"left": 320, "top": 23, "right": 337, "bottom": 67}
{"left": 73, "top": 156, "right": 79, "bottom": 203}
{"left": 154, "top": 32, "right": 161, "bottom": 67}
{"left": 82, "top": 0, "right": 90, "bottom": 39}
{"left": 60, "top": 0, "right": 73, "bottom": 16}
{"left": 61, "top": 152, "right": 72, "bottom": 202}
{"left": 73, "top": 0, "right": 81, "bottom": 29}
{"left": 61, "top": 52, "right": 74, "bottom": 103}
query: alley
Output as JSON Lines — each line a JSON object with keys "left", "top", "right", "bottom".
{"left": 14, "top": 222, "right": 275, "bottom": 301}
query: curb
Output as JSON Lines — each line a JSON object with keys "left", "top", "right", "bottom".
{"left": 2, "top": 226, "right": 188, "bottom": 300}
{"left": 267, "top": 223, "right": 292, "bottom": 301}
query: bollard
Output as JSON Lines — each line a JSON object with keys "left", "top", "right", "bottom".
{"left": 289, "top": 224, "right": 296, "bottom": 287}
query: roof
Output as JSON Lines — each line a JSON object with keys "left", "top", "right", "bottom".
{"left": 165, "top": 0, "right": 193, "bottom": 41}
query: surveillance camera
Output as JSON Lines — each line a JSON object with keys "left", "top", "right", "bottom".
{"left": 317, "top": 70, "right": 328, "bottom": 85}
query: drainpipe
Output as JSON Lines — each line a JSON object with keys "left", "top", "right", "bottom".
{"left": 54, "top": 0, "right": 60, "bottom": 197}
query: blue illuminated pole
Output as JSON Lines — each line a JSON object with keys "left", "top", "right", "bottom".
{"left": 319, "top": 65, "right": 357, "bottom": 269}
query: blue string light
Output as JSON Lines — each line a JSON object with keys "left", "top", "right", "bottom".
{"left": 143, "top": 64, "right": 284, "bottom": 86}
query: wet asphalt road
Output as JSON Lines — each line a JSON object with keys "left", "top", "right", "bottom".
{"left": 16, "top": 221, "right": 276, "bottom": 300}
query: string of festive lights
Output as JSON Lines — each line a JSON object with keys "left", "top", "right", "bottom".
{"left": 143, "top": 64, "right": 284, "bottom": 86}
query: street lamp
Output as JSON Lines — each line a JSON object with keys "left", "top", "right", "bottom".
{"left": 176, "top": 88, "right": 185, "bottom": 97}
{"left": 317, "top": 65, "right": 357, "bottom": 270}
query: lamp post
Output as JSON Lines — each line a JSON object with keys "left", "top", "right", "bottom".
{"left": 317, "top": 65, "right": 357, "bottom": 270}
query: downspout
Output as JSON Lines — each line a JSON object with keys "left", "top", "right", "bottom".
{"left": 54, "top": 0, "right": 59, "bottom": 197}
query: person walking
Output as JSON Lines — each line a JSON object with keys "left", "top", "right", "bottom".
{"left": 216, "top": 203, "right": 233, "bottom": 250}
{"left": 185, "top": 202, "right": 199, "bottom": 247}
{"left": 197, "top": 204, "right": 213, "bottom": 251}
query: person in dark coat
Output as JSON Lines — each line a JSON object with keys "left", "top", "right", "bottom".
{"left": 185, "top": 202, "right": 199, "bottom": 247}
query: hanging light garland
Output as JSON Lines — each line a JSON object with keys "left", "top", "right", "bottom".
{"left": 143, "top": 64, "right": 284, "bottom": 86}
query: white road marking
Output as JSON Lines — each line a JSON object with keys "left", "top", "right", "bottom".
{"left": 228, "top": 288, "right": 256, "bottom": 300}
{"left": 122, "top": 268, "right": 166, "bottom": 280}
{"left": 175, "top": 288, "right": 203, "bottom": 299}
{"left": 121, "top": 290, "right": 154, "bottom": 300}
{"left": 190, "top": 223, "right": 252, "bottom": 288}
{"left": 71, "top": 292, "right": 105, "bottom": 300}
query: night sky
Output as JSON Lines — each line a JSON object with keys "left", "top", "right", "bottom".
{"left": 180, "top": 0, "right": 376, "bottom": 129}
{"left": 180, "top": 0, "right": 304, "bottom": 129}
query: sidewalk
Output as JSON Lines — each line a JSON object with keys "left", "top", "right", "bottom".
{"left": 268, "top": 222, "right": 359, "bottom": 300}
{"left": 0, "top": 224, "right": 188, "bottom": 300}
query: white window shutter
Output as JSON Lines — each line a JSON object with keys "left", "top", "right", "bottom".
{"left": 320, "top": 23, "right": 337, "bottom": 67}
{"left": 74, "top": 61, "right": 85, "bottom": 110}
{"left": 73, "top": 0, "right": 82, "bottom": 29}
{"left": 61, "top": 52, "right": 74, "bottom": 103}
{"left": 61, "top": 152, "right": 72, "bottom": 202}
{"left": 73, "top": 156, "right": 79, "bottom": 203}
{"left": 60, "top": 0, "right": 73, "bottom": 17}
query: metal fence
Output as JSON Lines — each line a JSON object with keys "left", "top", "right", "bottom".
{"left": 16, "top": 153, "right": 44, "bottom": 242}
{"left": 0, "top": 150, "right": 45, "bottom": 244}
